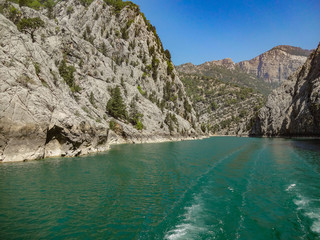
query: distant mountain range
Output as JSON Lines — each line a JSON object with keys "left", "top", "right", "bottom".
{"left": 177, "top": 45, "right": 312, "bottom": 93}
{"left": 177, "top": 45, "right": 314, "bottom": 136}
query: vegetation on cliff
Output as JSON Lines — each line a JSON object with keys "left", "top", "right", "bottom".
{"left": 180, "top": 72, "right": 265, "bottom": 135}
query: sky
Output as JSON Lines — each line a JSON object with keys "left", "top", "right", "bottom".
{"left": 129, "top": 0, "right": 320, "bottom": 65}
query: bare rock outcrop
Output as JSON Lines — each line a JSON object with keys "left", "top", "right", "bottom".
{"left": 238, "top": 45, "right": 312, "bottom": 84}
{"left": 251, "top": 42, "right": 320, "bottom": 136}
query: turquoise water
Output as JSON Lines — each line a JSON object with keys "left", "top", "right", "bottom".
{"left": 1, "top": 137, "right": 320, "bottom": 239}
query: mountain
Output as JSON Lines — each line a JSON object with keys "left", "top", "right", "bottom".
{"left": 238, "top": 45, "right": 313, "bottom": 85}
{"left": 177, "top": 59, "right": 272, "bottom": 95}
{"left": 251, "top": 42, "right": 320, "bottom": 136}
{"left": 177, "top": 45, "right": 312, "bottom": 94}
{"left": 180, "top": 72, "right": 265, "bottom": 136}
{"left": 176, "top": 45, "right": 313, "bottom": 136}
{"left": 0, "top": 0, "right": 202, "bottom": 162}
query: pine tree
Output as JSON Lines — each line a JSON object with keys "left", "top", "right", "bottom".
{"left": 106, "top": 86, "right": 128, "bottom": 120}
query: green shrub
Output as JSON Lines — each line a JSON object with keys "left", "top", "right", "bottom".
{"left": 136, "top": 120, "right": 144, "bottom": 130}
{"left": 104, "top": 0, "right": 138, "bottom": 14}
{"left": 129, "top": 99, "right": 144, "bottom": 130}
{"left": 28, "top": 0, "right": 42, "bottom": 10}
{"left": 137, "top": 85, "right": 147, "bottom": 97}
{"left": 184, "top": 99, "right": 192, "bottom": 113}
{"left": 165, "top": 113, "right": 178, "bottom": 134}
{"left": 164, "top": 49, "right": 171, "bottom": 60}
{"left": 45, "top": 0, "right": 55, "bottom": 19}
{"left": 33, "top": 62, "right": 40, "bottom": 76}
{"left": 129, "top": 40, "right": 136, "bottom": 50}
{"left": 89, "top": 91, "right": 96, "bottom": 107}
{"left": 149, "top": 46, "right": 155, "bottom": 55}
{"left": 163, "top": 81, "right": 174, "bottom": 102}
{"left": 109, "top": 120, "right": 116, "bottom": 130}
{"left": 58, "top": 59, "right": 81, "bottom": 92}
{"left": 8, "top": 5, "right": 21, "bottom": 24}
{"left": 67, "top": 6, "right": 74, "bottom": 16}
{"left": 210, "top": 101, "right": 218, "bottom": 111}
{"left": 239, "top": 109, "right": 247, "bottom": 118}
{"left": 167, "top": 60, "right": 174, "bottom": 76}
{"left": 71, "top": 85, "right": 81, "bottom": 93}
{"left": 79, "top": 0, "right": 94, "bottom": 7}
{"left": 99, "top": 42, "right": 108, "bottom": 56}
{"left": 17, "top": 17, "right": 45, "bottom": 42}
{"left": 121, "top": 27, "right": 129, "bottom": 40}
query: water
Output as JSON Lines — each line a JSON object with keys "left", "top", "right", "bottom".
{"left": 0, "top": 137, "right": 320, "bottom": 239}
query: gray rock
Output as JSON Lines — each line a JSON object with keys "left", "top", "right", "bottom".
{"left": 251, "top": 42, "right": 320, "bottom": 136}
{"left": 238, "top": 45, "right": 312, "bottom": 84}
{"left": 0, "top": 0, "right": 201, "bottom": 162}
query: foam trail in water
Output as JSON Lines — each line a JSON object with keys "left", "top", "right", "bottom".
{"left": 164, "top": 146, "right": 246, "bottom": 240}
{"left": 290, "top": 149, "right": 320, "bottom": 236}
{"left": 286, "top": 183, "right": 296, "bottom": 191}
{"left": 294, "top": 195, "right": 309, "bottom": 210}
{"left": 235, "top": 146, "right": 266, "bottom": 239}
{"left": 294, "top": 194, "right": 320, "bottom": 235}
{"left": 306, "top": 211, "right": 320, "bottom": 234}
{"left": 161, "top": 146, "right": 246, "bottom": 225}
{"left": 164, "top": 198, "right": 208, "bottom": 240}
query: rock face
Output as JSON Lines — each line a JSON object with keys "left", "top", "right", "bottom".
{"left": 251, "top": 43, "right": 320, "bottom": 136}
{"left": 0, "top": 0, "right": 200, "bottom": 162}
{"left": 238, "top": 45, "right": 312, "bottom": 85}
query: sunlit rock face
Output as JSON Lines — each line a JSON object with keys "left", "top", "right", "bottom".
{"left": 0, "top": 0, "right": 200, "bottom": 162}
{"left": 251, "top": 43, "right": 320, "bottom": 136}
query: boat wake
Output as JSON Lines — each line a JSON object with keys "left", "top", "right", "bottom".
{"left": 235, "top": 146, "right": 266, "bottom": 239}
{"left": 164, "top": 198, "right": 208, "bottom": 240}
{"left": 286, "top": 183, "right": 296, "bottom": 191}
{"left": 294, "top": 194, "right": 320, "bottom": 235}
{"left": 164, "top": 147, "right": 246, "bottom": 239}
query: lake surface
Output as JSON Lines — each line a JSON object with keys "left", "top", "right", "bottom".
{"left": 1, "top": 137, "right": 320, "bottom": 239}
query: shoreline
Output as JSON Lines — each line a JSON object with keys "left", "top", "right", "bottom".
{"left": 2, "top": 134, "right": 320, "bottom": 164}
{"left": 0, "top": 134, "right": 210, "bottom": 164}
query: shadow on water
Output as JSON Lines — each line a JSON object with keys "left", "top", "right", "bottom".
{"left": 290, "top": 138, "right": 320, "bottom": 152}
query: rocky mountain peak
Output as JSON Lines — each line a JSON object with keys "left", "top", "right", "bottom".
{"left": 270, "top": 45, "right": 313, "bottom": 57}
{"left": 237, "top": 45, "right": 312, "bottom": 84}
{"left": 201, "top": 58, "right": 235, "bottom": 70}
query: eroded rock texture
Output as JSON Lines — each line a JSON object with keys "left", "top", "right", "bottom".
{"left": 251, "top": 43, "right": 320, "bottom": 136}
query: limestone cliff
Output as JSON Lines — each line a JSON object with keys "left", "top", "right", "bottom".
{"left": 251, "top": 43, "right": 320, "bottom": 136}
{"left": 0, "top": 0, "right": 200, "bottom": 162}
{"left": 238, "top": 45, "right": 312, "bottom": 85}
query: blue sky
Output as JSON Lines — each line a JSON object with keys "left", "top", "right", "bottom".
{"left": 130, "top": 0, "right": 320, "bottom": 65}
